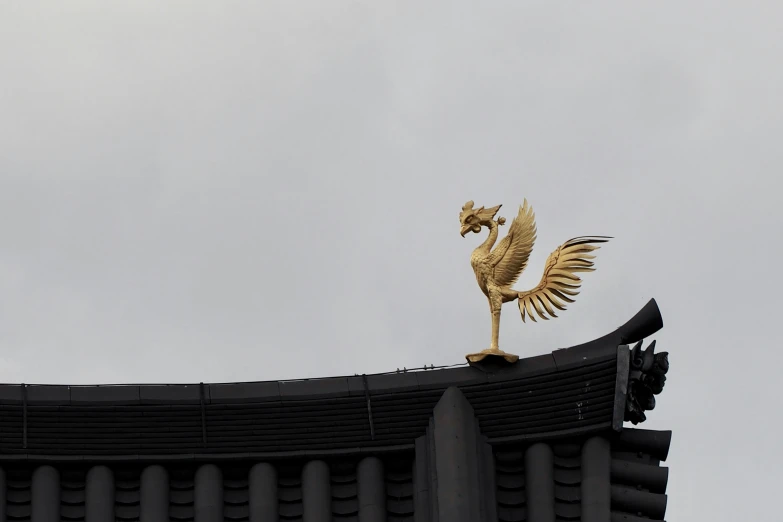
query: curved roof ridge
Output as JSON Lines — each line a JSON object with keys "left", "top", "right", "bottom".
{"left": 0, "top": 362, "right": 473, "bottom": 388}
{"left": 0, "top": 300, "right": 666, "bottom": 459}
{"left": 0, "top": 299, "right": 662, "bottom": 406}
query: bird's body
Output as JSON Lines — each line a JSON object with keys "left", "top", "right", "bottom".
{"left": 459, "top": 199, "right": 609, "bottom": 361}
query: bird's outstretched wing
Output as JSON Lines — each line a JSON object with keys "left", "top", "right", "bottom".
{"left": 487, "top": 200, "right": 537, "bottom": 288}
{"left": 518, "top": 236, "right": 610, "bottom": 322}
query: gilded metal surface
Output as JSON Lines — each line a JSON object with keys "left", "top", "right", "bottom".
{"left": 460, "top": 199, "right": 610, "bottom": 363}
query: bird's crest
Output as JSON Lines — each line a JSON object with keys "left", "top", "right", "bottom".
{"left": 459, "top": 200, "right": 502, "bottom": 224}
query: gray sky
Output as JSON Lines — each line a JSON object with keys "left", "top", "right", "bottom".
{"left": 1, "top": 2, "right": 780, "bottom": 519}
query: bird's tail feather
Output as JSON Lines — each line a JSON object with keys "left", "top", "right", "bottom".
{"left": 516, "top": 236, "right": 610, "bottom": 323}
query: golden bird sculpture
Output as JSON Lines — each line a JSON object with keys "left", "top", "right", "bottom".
{"left": 460, "top": 199, "right": 610, "bottom": 364}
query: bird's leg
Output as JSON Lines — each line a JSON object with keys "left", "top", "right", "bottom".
{"left": 488, "top": 291, "right": 503, "bottom": 352}
{"left": 466, "top": 288, "right": 519, "bottom": 365}
{"left": 490, "top": 308, "right": 501, "bottom": 351}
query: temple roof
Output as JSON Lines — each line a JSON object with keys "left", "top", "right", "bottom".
{"left": 0, "top": 346, "right": 617, "bottom": 460}
{"left": 0, "top": 299, "right": 666, "bottom": 461}
{"left": 0, "top": 299, "right": 671, "bottom": 521}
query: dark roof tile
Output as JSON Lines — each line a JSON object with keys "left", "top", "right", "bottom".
{"left": 415, "top": 367, "right": 486, "bottom": 389}
{"left": 346, "top": 375, "right": 366, "bottom": 396}
{"left": 208, "top": 382, "right": 280, "bottom": 403}
{"left": 487, "top": 353, "right": 557, "bottom": 382}
{"left": 24, "top": 385, "right": 71, "bottom": 404}
{"left": 365, "top": 372, "right": 418, "bottom": 393}
{"left": 139, "top": 385, "right": 201, "bottom": 404}
{"left": 279, "top": 377, "right": 351, "bottom": 399}
{"left": 552, "top": 341, "right": 617, "bottom": 370}
{"left": 614, "top": 428, "right": 672, "bottom": 462}
{"left": 70, "top": 385, "right": 141, "bottom": 404}
{"left": 0, "top": 384, "right": 23, "bottom": 403}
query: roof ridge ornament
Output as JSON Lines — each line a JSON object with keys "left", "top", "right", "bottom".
{"left": 459, "top": 198, "right": 611, "bottom": 365}
{"left": 625, "top": 339, "right": 669, "bottom": 424}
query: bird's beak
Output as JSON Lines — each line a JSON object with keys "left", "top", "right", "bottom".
{"left": 460, "top": 224, "right": 471, "bottom": 237}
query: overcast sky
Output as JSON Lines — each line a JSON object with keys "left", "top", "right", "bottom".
{"left": 1, "top": 2, "right": 780, "bottom": 519}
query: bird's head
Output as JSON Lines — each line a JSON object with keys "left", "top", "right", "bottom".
{"left": 459, "top": 201, "right": 504, "bottom": 237}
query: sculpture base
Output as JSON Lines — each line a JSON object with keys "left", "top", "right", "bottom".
{"left": 465, "top": 349, "right": 519, "bottom": 365}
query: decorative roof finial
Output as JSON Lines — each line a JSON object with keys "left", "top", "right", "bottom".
{"left": 459, "top": 198, "right": 611, "bottom": 365}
